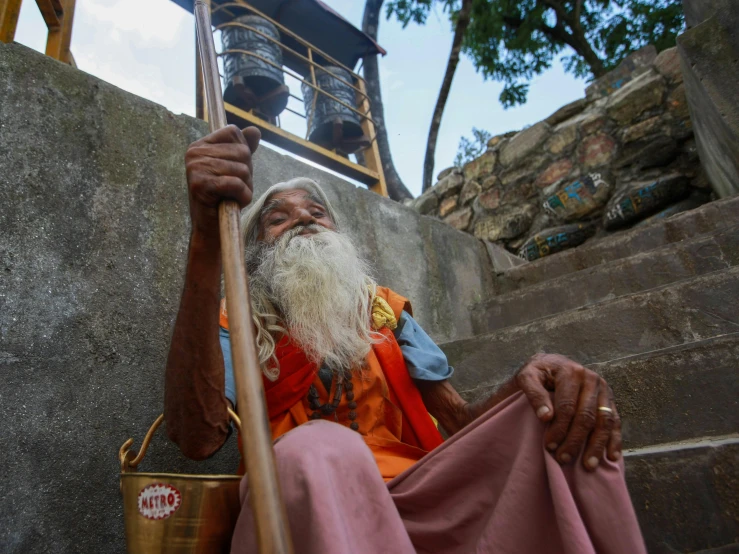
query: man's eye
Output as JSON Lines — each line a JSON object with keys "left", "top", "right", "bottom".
{"left": 311, "top": 212, "right": 325, "bottom": 218}
{"left": 268, "top": 218, "right": 285, "bottom": 226}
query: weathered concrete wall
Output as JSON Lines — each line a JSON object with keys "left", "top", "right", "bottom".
{"left": 679, "top": 0, "right": 739, "bottom": 199}
{"left": 682, "top": 0, "right": 739, "bottom": 31}
{"left": 0, "top": 42, "right": 493, "bottom": 553}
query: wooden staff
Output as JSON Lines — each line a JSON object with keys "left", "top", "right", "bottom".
{"left": 193, "top": 1, "right": 293, "bottom": 552}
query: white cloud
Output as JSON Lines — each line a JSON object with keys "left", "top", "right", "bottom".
{"left": 62, "top": 0, "right": 196, "bottom": 116}
{"left": 80, "top": 0, "right": 188, "bottom": 45}
{"left": 379, "top": 61, "right": 405, "bottom": 94}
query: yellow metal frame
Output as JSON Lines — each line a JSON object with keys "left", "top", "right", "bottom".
{"left": 197, "top": 0, "right": 388, "bottom": 196}
{"left": 225, "top": 100, "right": 386, "bottom": 193}
{"left": 0, "top": 0, "right": 76, "bottom": 65}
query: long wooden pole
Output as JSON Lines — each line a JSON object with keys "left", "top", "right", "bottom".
{"left": 193, "top": 2, "right": 293, "bottom": 552}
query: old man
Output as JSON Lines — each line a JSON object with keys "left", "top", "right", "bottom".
{"left": 164, "top": 125, "right": 646, "bottom": 554}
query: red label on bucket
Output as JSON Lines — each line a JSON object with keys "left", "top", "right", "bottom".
{"left": 137, "top": 483, "right": 182, "bottom": 520}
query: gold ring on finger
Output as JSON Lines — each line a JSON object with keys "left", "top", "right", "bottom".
{"left": 598, "top": 406, "right": 613, "bottom": 413}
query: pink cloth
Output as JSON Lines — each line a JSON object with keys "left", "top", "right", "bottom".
{"left": 230, "top": 392, "right": 646, "bottom": 554}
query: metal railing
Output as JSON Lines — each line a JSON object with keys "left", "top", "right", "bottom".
{"left": 210, "top": 0, "right": 377, "bottom": 145}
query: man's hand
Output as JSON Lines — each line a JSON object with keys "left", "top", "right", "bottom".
{"left": 165, "top": 124, "right": 259, "bottom": 460}
{"left": 185, "top": 124, "right": 261, "bottom": 240}
{"left": 515, "top": 353, "right": 622, "bottom": 471}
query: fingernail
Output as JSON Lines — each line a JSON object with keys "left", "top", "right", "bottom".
{"left": 612, "top": 451, "right": 622, "bottom": 460}
{"left": 536, "top": 406, "right": 550, "bottom": 418}
{"left": 587, "top": 456, "right": 599, "bottom": 469}
{"left": 560, "top": 453, "right": 571, "bottom": 463}
{"left": 547, "top": 442, "right": 558, "bottom": 451}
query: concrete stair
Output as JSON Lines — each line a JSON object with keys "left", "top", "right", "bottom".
{"left": 473, "top": 225, "right": 739, "bottom": 334}
{"left": 453, "top": 332, "right": 739, "bottom": 451}
{"left": 441, "top": 197, "right": 739, "bottom": 553}
{"left": 625, "top": 437, "right": 739, "bottom": 554}
{"left": 446, "top": 266, "right": 739, "bottom": 380}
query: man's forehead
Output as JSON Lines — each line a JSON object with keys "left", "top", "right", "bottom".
{"left": 261, "top": 189, "right": 326, "bottom": 213}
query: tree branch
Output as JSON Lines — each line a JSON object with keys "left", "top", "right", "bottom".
{"left": 421, "top": 0, "right": 474, "bottom": 192}
{"left": 502, "top": 14, "right": 573, "bottom": 47}
{"left": 504, "top": 2, "right": 605, "bottom": 77}
{"left": 574, "top": 0, "right": 584, "bottom": 23}
{"left": 361, "top": 0, "right": 413, "bottom": 201}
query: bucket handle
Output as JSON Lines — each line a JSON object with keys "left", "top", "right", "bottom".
{"left": 119, "top": 407, "right": 242, "bottom": 473}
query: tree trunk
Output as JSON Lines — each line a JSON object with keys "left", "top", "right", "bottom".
{"left": 541, "top": 0, "right": 606, "bottom": 76}
{"left": 569, "top": 24, "right": 606, "bottom": 77}
{"left": 421, "top": 0, "right": 473, "bottom": 193}
{"left": 362, "top": 0, "right": 413, "bottom": 201}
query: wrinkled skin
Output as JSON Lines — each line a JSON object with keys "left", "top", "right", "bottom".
{"left": 416, "top": 352, "right": 621, "bottom": 471}
{"left": 185, "top": 124, "right": 262, "bottom": 240}
{"left": 515, "top": 353, "right": 621, "bottom": 467}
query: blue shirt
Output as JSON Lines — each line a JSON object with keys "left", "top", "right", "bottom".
{"left": 220, "top": 311, "right": 453, "bottom": 407}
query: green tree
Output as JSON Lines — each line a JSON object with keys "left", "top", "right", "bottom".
{"left": 387, "top": 0, "right": 684, "bottom": 108}
{"left": 389, "top": 0, "right": 474, "bottom": 192}
{"left": 454, "top": 127, "right": 493, "bottom": 167}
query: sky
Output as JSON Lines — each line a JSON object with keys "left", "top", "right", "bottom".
{"left": 13, "top": 0, "right": 588, "bottom": 197}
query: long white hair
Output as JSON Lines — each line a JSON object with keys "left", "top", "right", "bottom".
{"left": 239, "top": 178, "right": 377, "bottom": 380}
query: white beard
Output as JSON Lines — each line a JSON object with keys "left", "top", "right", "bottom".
{"left": 247, "top": 225, "right": 377, "bottom": 374}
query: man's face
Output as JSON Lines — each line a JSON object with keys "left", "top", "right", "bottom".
{"left": 247, "top": 188, "right": 373, "bottom": 371}
{"left": 257, "top": 189, "right": 336, "bottom": 243}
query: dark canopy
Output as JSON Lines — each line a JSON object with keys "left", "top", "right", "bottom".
{"left": 172, "top": 0, "right": 386, "bottom": 73}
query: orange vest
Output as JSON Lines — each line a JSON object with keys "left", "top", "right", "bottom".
{"left": 220, "top": 287, "right": 443, "bottom": 481}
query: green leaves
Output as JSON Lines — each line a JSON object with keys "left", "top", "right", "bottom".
{"left": 386, "top": 0, "right": 457, "bottom": 28}
{"left": 386, "top": 0, "right": 685, "bottom": 107}
{"left": 454, "top": 127, "right": 493, "bottom": 166}
{"left": 601, "top": 0, "right": 684, "bottom": 63}
{"left": 500, "top": 82, "right": 530, "bottom": 109}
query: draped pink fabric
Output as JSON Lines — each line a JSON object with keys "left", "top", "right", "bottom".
{"left": 230, "top": 392, "right": 646, "bottom": 554}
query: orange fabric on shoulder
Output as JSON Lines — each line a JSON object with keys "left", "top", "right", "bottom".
{"left": 377, "top": 286, "right": 413, "bottom": 318}
{"left": 372, "top": 287, "right": 442, "bottom": 453}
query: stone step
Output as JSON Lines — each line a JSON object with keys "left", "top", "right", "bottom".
{"left": 472, "top": 225, "right": 739, "bottom": 334}
{"left": 625, "top": 436, "right": 739, "bottom": 554}
{"left": 443, "top": 265, "right": 739, "bottom": 393}
{"left": 690, "top": 545, "right": 739, "bottom": 554}
{"left": 495, "top": 195, "right": 739, "bottom": 294}
{"left": 450, "top": 333, "right": 739, "bottom": 450}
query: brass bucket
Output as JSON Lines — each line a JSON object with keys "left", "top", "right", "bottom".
{"left": 119, "top": 409, "right": 243, "bottom": 553}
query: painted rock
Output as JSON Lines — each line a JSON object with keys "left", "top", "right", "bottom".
{"left": 542, "top": 173, "right": 612, "bottom": 222}
{"left": 603, "top": 174, "right": 689, "bottom": 230}
{"left": 634, "top": 192, "right": 711, "bottom": 227}
{"left": 519, "top": 223, "right": 596, "bottom": 261}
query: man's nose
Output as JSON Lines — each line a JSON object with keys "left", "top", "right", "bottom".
{"left": 292, "top": 208, "right": 315, "bottom": 228}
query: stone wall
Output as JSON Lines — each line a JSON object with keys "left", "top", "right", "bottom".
{"left": 0, "top": 42, "right": 494, "bottom": 553}
{"left": 413, "top": 45, "right": 712, "bottom": 261}
{"left": 679, "top": 0, "right": 739, "bottom": 198}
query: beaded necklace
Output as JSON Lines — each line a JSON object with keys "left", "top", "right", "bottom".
{"left": 307, "top": 369, "right": 359, "bottom": 432}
